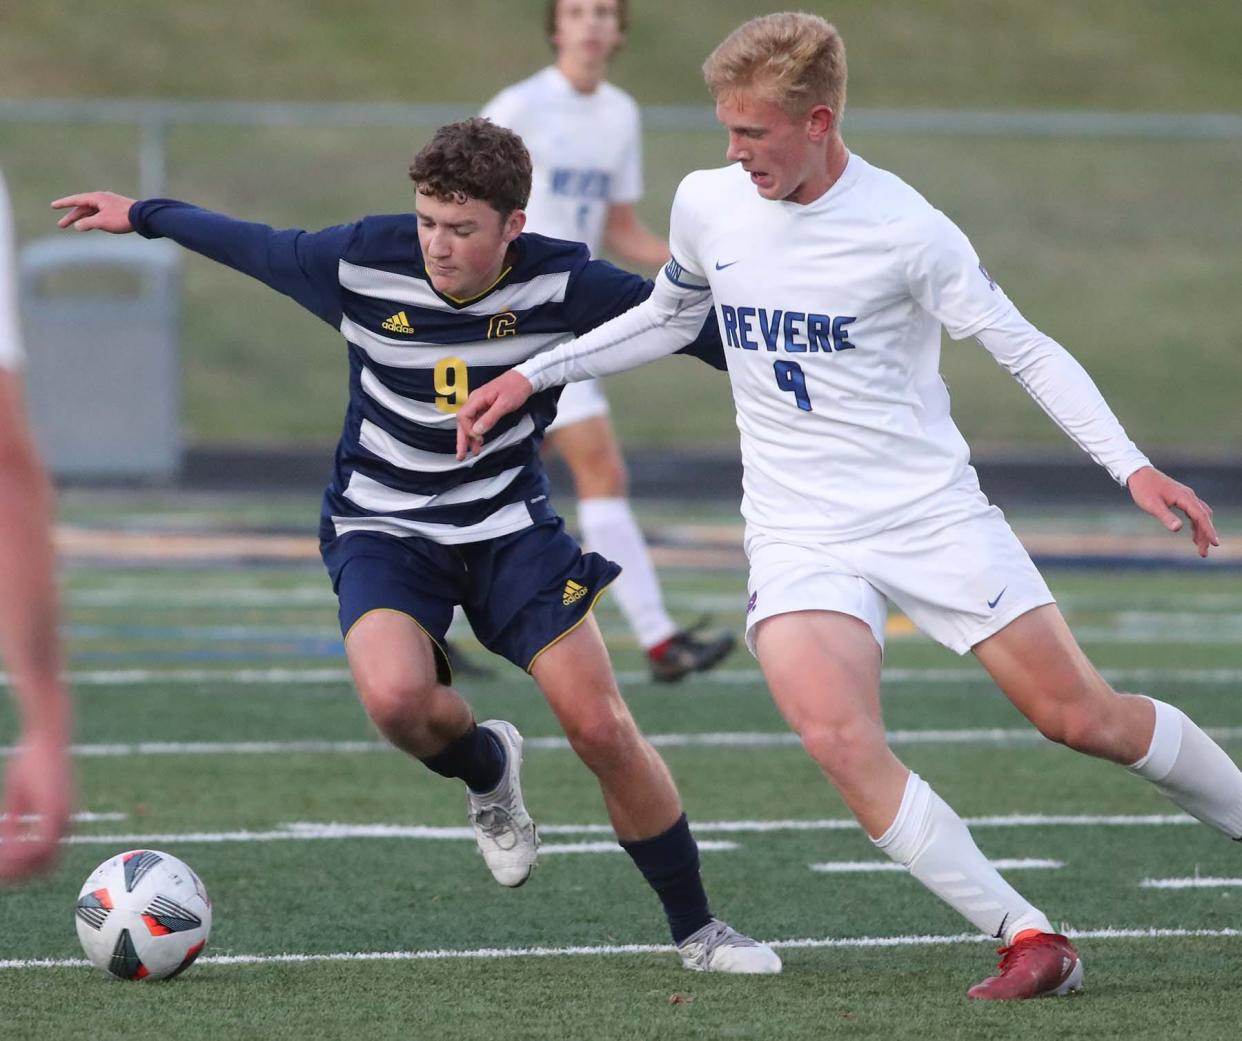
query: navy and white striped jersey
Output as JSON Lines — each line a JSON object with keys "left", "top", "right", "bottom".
{"left": 130, "top": 200, "right": 724, "bottom": 544}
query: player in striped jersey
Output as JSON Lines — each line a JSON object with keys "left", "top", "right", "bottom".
{"left": 50, "top": 119, "right": 780, "bottom": 973}
{"left": 457, "top": 14, "right": 1240, "bottom": 999}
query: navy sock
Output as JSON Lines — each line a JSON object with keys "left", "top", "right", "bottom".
{"left": 620, "top": 814, "right": 712, "bottom": 944}
{"left": 420, "top": 723, "right": 505, "bottom": 794}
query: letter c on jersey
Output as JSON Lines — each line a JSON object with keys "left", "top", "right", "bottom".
{"left": 488, "top": 311, "right": 518, "bottom": 338}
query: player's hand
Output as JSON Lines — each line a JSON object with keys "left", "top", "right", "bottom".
{"left": 0, "top": 731, "right": 73, "bottom": 883}
{"left": 1127, "top": 465, "right": 1219, "bottom": 558}
{"left": 51, "top": 191, "right": 137, "bottom": 234}
{"left": 455, "top": 371, "right": 535, "bottom": 459}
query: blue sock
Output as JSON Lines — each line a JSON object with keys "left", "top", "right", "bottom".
{"left": 620, "top": 814, "right": 713, "bottom": 944}
{"left": 421, "top": 723, "right": 505, "bottom": 793}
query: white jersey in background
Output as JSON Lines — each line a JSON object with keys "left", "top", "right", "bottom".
{"left": 0, "top": 172, "right": 25, "bottom": 370}
{"left": 482, "top": 66, "right": 643, "bottom": 255}
{"left": 519, "top": 153, "right": 1150, "bottom": 544}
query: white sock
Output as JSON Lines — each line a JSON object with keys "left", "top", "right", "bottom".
{"left": 873, "top": 772, "right": 1054, "bottom": 945}
{"left": 577, "top": 497, "right": 677, "bottom": 650}
{"left": 1128, "top": 696, "right": 1242, "bottom": 838}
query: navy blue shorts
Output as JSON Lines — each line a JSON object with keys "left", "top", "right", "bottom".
{"left": 321, "top": 517, "right": 620, "bottom": 684}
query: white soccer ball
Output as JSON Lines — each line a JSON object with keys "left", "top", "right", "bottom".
{"left": 74, "top": 849, "right": 212, "bottom": 981}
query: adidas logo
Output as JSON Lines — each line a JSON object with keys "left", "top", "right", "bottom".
{"left": 381, "top": 310, "right": 416, "bottom": 334}
{"left": 562, "top": 580, "right": 588, "bottom": 606}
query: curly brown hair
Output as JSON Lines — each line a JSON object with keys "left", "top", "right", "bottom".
{"left": 408, "top": 118, "right": 532, "bottom": 218}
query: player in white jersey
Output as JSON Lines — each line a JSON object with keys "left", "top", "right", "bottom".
{"left": 0, "top": 170, "right": 73, "bottom": 881}
{"left": 458, "top": 13, "right": 1242, "bottom": 1001}
{"left": 481, "top": 0, "right": 736, "bottom": 682}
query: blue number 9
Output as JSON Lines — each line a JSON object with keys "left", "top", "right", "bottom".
{"left": 774, "top": 360, "right": 813, "bottom": 412}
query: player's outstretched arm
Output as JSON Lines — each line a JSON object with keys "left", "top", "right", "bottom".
{"left": 455, "top": 371, "right": 534, "bottom": 460}
{"left": 51, "top": 192, "right": 136, "bottom": 234}
{"left": 1127, "top": 465, "right": 1219, "bottom": 558}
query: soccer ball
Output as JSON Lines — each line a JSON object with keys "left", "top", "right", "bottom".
{"left": 74, "top": 849, "right": 212, "bottom": 981}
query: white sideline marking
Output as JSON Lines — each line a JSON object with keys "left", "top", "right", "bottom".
{"left": 1140, "top": 877, "right": 1242, "bottom": 890}
{"left": 10, "top": 723, "right": 1242, "bottom": 760}
{"left": 3, "top": 927, "right": 1239, "bottom": 972}
{"left": 59, "top": 814, "right": 1199, "bottom": 847}
{"left": 810, "top": 858, "right": 1062, "bottom": 873}
{"left": 542, "top": 840, "right": 737, "bottom": 855}
{"left": 9, "top": 665, "right": 1239, "bottom": 688}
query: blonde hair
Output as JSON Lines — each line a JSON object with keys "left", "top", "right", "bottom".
{"left": 703, "top": 12, "right": 847, "bottom": 124}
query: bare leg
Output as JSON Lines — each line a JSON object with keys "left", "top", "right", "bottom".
{"left": 531, "top": 614, "right": 681, "bottom": 839}
{"left": 344, "top": 609, "right": 473, "bottom": 758}
{"left": 754, "top": 609, "right": 1052, "bottom": 942}
{"left": 975, "top": 604, "right": 1242, "bottom": 836}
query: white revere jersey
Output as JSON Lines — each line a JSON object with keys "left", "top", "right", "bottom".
{"left": 0, "top": 171, "right": 24, "bottom": 370}
{"left": 661, "top": 154, "right": 1144, "bottom": 543}
{"left": 482, "top": 66, "right": 643, "bottom": 253}
{"left": 519, "top": 152, "right": 1150, "bottom": 542}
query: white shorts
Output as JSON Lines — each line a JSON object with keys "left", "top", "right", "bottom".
{"left": 744, "top": 492, "right": 1054, "bottom": 657}
{"left": 546, "top": 378, "right": 610, "bottom": 433}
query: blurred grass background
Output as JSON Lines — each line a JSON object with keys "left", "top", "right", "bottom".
{"left": 1, "top": 1, "right": 1240, "bottom": 454}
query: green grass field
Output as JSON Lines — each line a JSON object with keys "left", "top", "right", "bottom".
{"left": 2, "top": 496, "right": 1242, "bottom": 1039}
{"left": 2, "top": 2, "right": 1241, "bottom": 453}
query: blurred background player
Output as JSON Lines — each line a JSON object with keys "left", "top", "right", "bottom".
{"left": 481, "top": 0, "right": 735, "bottom": 682}
{"left": 0, "top": 169, "right": 73, "bottom": 882}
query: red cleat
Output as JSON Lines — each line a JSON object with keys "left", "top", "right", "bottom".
{"left": 966, "top": 932, "right": 1083, "bottom": 1000}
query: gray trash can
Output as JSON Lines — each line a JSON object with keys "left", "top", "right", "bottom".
{"left": 19, "top": 234, "right": 181, "bottom": 481}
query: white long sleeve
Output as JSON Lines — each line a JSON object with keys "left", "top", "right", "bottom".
{"left": 516, "top": 270, "right": 712, "bottom": 392}
{"left": 975, "top": 303, "right": 1150, "bottom": 485}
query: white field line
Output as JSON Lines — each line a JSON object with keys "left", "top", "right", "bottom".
{"left": 1140, "top": 877, "right": 1242, "bottom": 890}
{"left": 542, "top": 840, "right": 737, "bottom": 855}
{"left": 58, "top": 814, "right": 1200, "bottom": 847}
{"left": 11, "top": 724, "right": 1242, "bottom": 759}
{"left": 3, "top": 927, "right": 1239, "bottom": 972}
{"left": 810, "top": 858, "right": 1062, "bottom": 873}
{"left": 6, "top": 666, "right": 1242, "bottom": 689}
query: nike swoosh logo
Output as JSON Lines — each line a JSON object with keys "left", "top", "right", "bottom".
{"left": 714, "top": 260, "right": 739, "bottom": 270}
{"left": 987, "top": 587, "right": 1008, "bottom": 609}
{"left": 993, "top": 913, "right": 1009, "bottom": 941}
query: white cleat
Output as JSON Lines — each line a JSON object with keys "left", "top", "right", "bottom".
{"left": 467, "top": 720, "right": 538, "bottom": 887}
{"left": 677, "top": 919, "right": 782, "bottom": 974}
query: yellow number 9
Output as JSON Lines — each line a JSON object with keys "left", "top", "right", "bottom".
{"left": 434, "top": 357, "right": 468, "bottom": 413}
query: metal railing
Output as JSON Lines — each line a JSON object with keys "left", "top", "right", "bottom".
{"left": 4, "top": 98, "right": 1241, "bottom": 198}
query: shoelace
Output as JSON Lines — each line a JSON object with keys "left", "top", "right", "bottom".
{"left": 689, "top": 921, "right": 759, "bottom": 955}
{"left": 992, "top": 934, "right": 1050, "bottom": 974}
{"left": 472, "top": 804, "right": 518, "bottom": 848}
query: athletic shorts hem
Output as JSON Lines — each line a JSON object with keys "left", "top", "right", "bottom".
{"left": 344, "top": 606, "right": 454, "bottom": 685}
{"left": 948, "top": 594, "right": 1057, "bottom": 656}
{"left": 525, "top": 575, "right": 618, "bottom": 673}
{"left": 744, "top": 602, "right": 887, "bottom": 659}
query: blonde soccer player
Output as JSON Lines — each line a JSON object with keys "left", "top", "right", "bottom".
{"left": 458, "top": 12, "right": 1235, "bottom": 1000}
